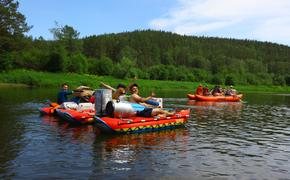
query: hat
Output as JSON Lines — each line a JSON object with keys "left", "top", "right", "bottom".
{"left": 230, "top": 85, "right": 233, "bottom": 88}
{"left": 73, "top": 89, "right": 94, "bottom": 97}
{"left": 116, "top": 83, "right": 126, "bottom": 89}
{"left": 75, "top": 86, "right": 92, "bottom": 91}
{"left": 130, "top": 83, "right": 138, "bottom": 89}
{"left": 80, "top": 90, "right": 94, "bottom": 97}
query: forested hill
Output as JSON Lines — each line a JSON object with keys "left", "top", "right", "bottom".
{"left": 2, "top": 29, "right": 290, "bottom": 86}
{"left": 84, "top": 30, "right": 290, "bottom": 67}
{"left": 82, "top": 30, "right": 289, "bottom": 86}
{"left": 82, "top": 30, "right": 290, "bottom": 85}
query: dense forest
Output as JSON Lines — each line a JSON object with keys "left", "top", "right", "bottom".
{"left": 1, "top": 0, "right": 290, "bottom": 86}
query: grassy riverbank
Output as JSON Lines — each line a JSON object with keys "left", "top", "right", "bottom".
{"left": 0, "top": 69, "right": 289, "bottom": 93}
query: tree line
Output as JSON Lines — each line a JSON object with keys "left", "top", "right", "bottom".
{"left": 1, "top": 0, "right": 290, "bottom": 86}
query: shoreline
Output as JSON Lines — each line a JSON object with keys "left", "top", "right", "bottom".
{"left": 0, "top": 83, "right": 30, "bottom": 88}
{"left": 0, "top": 82, "right": 289, "bottom": 94}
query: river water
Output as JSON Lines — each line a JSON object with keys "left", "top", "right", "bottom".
{"left": 0, "top": 88, "right": 289, "bottom": 179}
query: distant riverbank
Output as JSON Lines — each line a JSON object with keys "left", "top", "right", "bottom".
{"left": 0, "top": 69, "right": 289, "bottom": 93}
{"left": 0, "top": 83, "right": 29, "bottom": 88}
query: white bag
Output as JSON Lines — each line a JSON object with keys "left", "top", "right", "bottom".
{"left": 77, "top": 102, "right": 94, "bottom": 112}
{"left": 152, "top": 98, "right": 163, "bottom": 108}
{"left": 61, "top": 102, "right": 78, "bottom": 110}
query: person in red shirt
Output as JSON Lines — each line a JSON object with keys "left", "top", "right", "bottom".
{"left": 195, "top": 84, "right": 203, "bottom": 95}
{"left": 89, "top": 92, "right": 95, "bottom": 103}
{"left": 203, "top": 85, "right": 210, "bottom": 96}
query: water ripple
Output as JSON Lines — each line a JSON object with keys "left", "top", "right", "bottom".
{"left": 1, "top": 92, "right": 290, "bottom": 179}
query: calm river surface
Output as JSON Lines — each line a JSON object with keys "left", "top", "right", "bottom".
{"left": 0, "top": 88, "right": 290, "bottom": 179}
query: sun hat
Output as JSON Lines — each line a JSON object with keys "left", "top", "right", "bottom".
{"left": 116, "top": 83, "right": 126, "bottom": 89}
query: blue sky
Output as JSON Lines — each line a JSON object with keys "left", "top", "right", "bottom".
{"left": 18, "top": 0, "right": 290, "bottom": 46}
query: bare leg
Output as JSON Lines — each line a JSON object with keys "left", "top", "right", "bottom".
{"left": 151, "top": 108, "right": 175, "bottom": 117}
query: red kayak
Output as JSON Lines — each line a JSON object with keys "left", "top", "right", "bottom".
{"left": 187, "top": 94, "right": 197, "bottom": 100}
{"left": 94, "top": 109, "right": 190, "bottom": 134}
{"left": 195, "top": 94, "right": 243, "bottom": 102}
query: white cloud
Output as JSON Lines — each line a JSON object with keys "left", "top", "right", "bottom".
{"left": 149, "top": 0, "right": 290, "bottom": 45}
{"left": 253, "top": 18, "right": 290, "bottom": 45}
{"left": 174, "top": 20, "right": 236, "bottom": 34}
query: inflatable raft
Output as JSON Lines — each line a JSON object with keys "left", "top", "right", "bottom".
{"left": 55, "top": 108, "right": 95, "bottom": 125}
{"left": 38, "top": 103, "right": 60, "bottom": 116}
{"left": 39, "top": 107, "right": 54, "bottom": 115}
{"left": 195, "top": 94, "right": 243, "bottom": 102}
{"left": 39, "top": 102, "right": 95, "bottom": 125}
{"left": 94, "top": 109, "right": 190, "bottom": 134}
{"left": 187, "top": 94, "right": 197, "bottom": 100}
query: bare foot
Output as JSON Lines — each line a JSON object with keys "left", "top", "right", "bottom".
{"left": 157, "top": 114, "right": 167, "bottom": 118}
{"left": 167, "top": 110, "right": 175, "bottom": 116}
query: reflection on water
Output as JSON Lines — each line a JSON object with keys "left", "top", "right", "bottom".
{"left": 185, "top": 101, "right": 290, "bottom": 179}
{"left": 91, "top": 129, "right": 190, "bottom": 178}
{"left": 0, "top": 88, "right": 290, "bottom": 179}
{"left": 41, "top": 115, "right": 98, "bottom": 144}
{"left": 0, "top": 101, "right": 27, "bottom": 179}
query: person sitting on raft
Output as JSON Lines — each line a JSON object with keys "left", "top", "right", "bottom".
{"left": 211, "top": 85, "right": 223, "bottom": 96}
{"left": 195, "top": 84, "right": 203, "bottom": 95}
{"left": 224, "top": 85, "right": 237, "bottom": 96}
{"left": 202, "top": 85, "right": 210, "bottom": 96}
{"left": 57, "top": 83, "right": 73, "bottom": 104}
{"left": 129, "top": 83, "right": 173, "bottom": 117}
{"left": 100, "top": 82, "right": 127, "bottom": 100}
{"left": 101, "top": 81, "right": 160, "bottom": 107}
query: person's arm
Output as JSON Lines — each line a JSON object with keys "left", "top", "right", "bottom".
{"left": 145, "top": 99, "right": 159, "bottom": 106}
{"left": 65, "top": 90, "right": 73, "bottom": 95}
{"left": 100, "top": 82, "right": 116, "bottom": 92}
{"left": 132, "top": 94, "right": 153, "bottom": 103}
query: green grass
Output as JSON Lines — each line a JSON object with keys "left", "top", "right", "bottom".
{"left": 0, "top": 69, "right": 289, "bottom": 93}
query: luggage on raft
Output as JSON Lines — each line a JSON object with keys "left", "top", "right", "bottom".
{"left": 94, "top": 89, "right": 163, "bottom": 117}
{"left": 95, "top": 89, "right": 112, "bottom": 116}
{"left": 73, "top": 86, "right": 94, "bottom": 98}
{"left": 105, "top": 101, "right": 146, "bottom": 118}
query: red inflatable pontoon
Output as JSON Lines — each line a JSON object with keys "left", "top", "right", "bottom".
{"left": 38, "top": 103, "right": 60, "bottom": 116}
{"left": 94, "top": 109, "right": 190, "bottom": 134}
{"left": 55, "top": 109, "right": 95, "bottom": 125}
{"left": 186, "top": 94, "right": 197, "bottom": 100}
